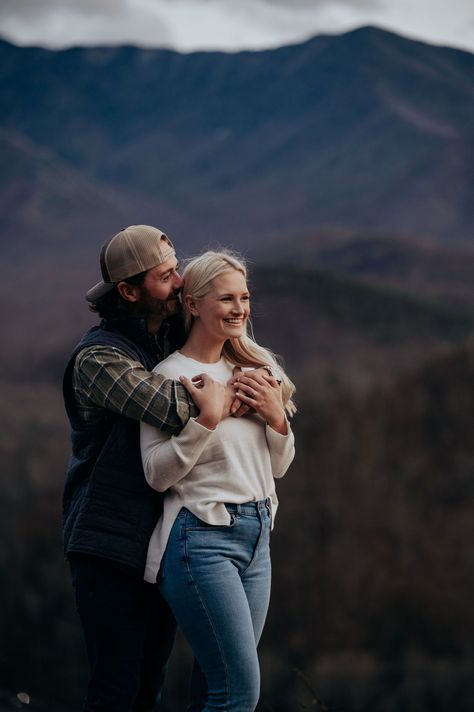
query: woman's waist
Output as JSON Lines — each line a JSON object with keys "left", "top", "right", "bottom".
{"left": 165, "top": 491, "right": 278, "bottom": 527}
{"left": 224, "top": 498, "right": 272, "bottom": 516}
{"left": 174, "top": 483, "right": 277, "bottom": 508}
{"left": 180, "top": 499, "right": 273, "bottom": 529}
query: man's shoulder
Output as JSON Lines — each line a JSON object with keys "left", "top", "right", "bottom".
{"left": 71, "top": 322, "right": 143, "bottom": 364}
{"left": 75, "top": 343, "right": 136, "bottom": 370}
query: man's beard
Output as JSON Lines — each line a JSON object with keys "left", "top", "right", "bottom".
{"left": 136, "top": 286, "right": 181, "bottom": 319}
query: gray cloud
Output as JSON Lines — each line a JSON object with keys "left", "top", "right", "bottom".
{"left": 261, "top": 0, "right": 379, "bottom": 6}
{"left": 0, "top": 0, "right": 473, "bottom": 52}
{"left": 0, "top": 0, "right": 174, "bottom": 48}
{"left": 0, "top": 0, "right": 124, "bottom": 21}
{"left": 155, "top": 0, "right": 380, "bottom": 6}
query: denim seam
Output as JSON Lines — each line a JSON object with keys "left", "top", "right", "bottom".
{"left": 182, "top": 510, "right": 231, "bottom": 707}
{"left": 240, "top": 512, "right": 270, "bottom": 576}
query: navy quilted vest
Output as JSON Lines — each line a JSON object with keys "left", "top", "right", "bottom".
{"left": 62, "top": 316, "right": 184, "bottom": 575}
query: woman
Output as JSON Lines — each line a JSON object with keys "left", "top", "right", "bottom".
{"left": 140, "top": 250, "right": 296, "bottom": 712}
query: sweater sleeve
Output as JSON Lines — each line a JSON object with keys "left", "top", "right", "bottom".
{"left": 265, "top": 421, "right": 295, "bottom": 478}
{"left": 140, "top": 417, "right": 216, "bottom": 492}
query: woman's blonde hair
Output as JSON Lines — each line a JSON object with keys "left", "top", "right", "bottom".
{"left": 182, "top": 250, "right": 296, "bottom": 416}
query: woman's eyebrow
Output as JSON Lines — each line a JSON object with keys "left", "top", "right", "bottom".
{"left": 217, "top": 291, "right": 250, "bottom": 297}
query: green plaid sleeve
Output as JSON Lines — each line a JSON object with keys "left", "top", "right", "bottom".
{"left": 73, "top": 346, "right": 199, "bottom": 434}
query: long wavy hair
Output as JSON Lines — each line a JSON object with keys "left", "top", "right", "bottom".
{"left": 182, "top": 250, "right": 296, "bottom": 416}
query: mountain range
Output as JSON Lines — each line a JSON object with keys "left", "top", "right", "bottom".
{"left": 1, "top": 24, "right": 473, "bottom": 265}
{"left": 1, "top": 25, "right": 474, "bottom": 382}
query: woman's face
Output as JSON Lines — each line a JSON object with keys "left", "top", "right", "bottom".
{"left": 189, "top": 269, "right": 250, "bottom": 343}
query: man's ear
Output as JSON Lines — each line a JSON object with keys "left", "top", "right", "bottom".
{"left": 117, "top": 281, "right": 140, "bottom": 303}
{"left": 184, "top": 294, "right": 199, "bottom": 316}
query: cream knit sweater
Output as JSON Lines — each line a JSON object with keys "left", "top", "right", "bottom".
{"left": 140, "top": 351, "right": 295, "bottom": 583}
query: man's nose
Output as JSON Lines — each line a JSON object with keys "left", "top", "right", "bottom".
{"left": 173, "top": 272, "right": 183, "bottom": 288}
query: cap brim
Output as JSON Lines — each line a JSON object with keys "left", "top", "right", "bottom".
{"left": 85, "top": 280, "right": 115, "bottom": 303}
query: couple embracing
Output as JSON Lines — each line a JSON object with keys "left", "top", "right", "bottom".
{"left": 63, "top": 225, "right": 296, "bottom": 712}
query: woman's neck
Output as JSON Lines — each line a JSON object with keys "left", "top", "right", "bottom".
{"left": 179, "top": 327, "right": 225, "bottom": 364}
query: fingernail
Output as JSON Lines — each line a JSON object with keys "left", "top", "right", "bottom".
{"left": 179, "top": 376, "right": 184, "bottom": 381}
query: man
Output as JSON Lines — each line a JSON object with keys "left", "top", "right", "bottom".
{"left": 63, "top": 224, "right": 278, "bottom": 711}
{"left": 63, "top": 225, "right": 206, "bottom": 712}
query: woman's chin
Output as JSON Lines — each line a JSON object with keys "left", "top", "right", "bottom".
{"left": 223, "top": 327, "right": 244, "bottom": 338}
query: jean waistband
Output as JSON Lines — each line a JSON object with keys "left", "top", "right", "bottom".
{"left": 225, "top": 498, "right": 271, "bottom": 515}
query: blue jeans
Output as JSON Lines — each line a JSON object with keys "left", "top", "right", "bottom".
{"left": 158, "top": 500, "right": 272, "bottom": 712}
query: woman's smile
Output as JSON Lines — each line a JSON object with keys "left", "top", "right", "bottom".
{"left": 192, "top": 270, "right": 250, "bottom": 342}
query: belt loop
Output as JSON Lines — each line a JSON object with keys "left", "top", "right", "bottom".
{"left": 265, "top": 498, "right": 272, "bottom": 520}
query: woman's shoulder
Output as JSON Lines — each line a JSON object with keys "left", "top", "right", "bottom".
{"left": 152, "top": 351, "right": 187, "bottom": 378}
{"left": 154, "top": 351, "right": 243, "bottom": 380}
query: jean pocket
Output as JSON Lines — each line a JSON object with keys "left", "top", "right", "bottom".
{"left": 185, "top": 511, "right": 236, "bottom": 530}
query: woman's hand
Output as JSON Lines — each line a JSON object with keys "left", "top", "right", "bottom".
{"left": 233, "top": 372, "right": 288, "bottom": 434}
{"left": 229, "top": 366, "right": 278, "bottom": 418}
{"left": 179, "top": 373, "right": 226, "bottom": 430}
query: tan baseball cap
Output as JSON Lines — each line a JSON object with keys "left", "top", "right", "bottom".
{"left": 86, "top": 225, "right": 176, "bottom": 302}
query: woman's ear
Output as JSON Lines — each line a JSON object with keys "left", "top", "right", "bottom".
{"left": 184, "top": 294, "right": 199, "bottom": 317}
{"left": 117, "top": 281, "right": 140, "bottom": 303}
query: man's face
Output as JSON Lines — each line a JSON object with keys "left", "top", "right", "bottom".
{"left": 137, "top": 255, "right": 183, "bottom": 319}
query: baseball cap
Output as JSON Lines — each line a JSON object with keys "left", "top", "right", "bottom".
{"left": 86, "top": 225, "right": 176, "bottom": 302}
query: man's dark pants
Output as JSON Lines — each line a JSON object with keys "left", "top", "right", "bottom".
{"left": 70, "top": 554, "right": 177, "bottom": 712}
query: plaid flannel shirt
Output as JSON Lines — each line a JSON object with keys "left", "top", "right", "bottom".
{"left": 72, "top": 336, "right": 198, "bottom": 434}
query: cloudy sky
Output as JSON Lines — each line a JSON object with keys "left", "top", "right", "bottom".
{"left": 1, "top": 0, "right": 473, "bottom": 53}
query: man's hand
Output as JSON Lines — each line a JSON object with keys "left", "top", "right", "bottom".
{"left": 189, "top": 374, "right": 242, "bottom": 419}
{"left": 229, "top": 366, "right": 280, "bottom": 389}
{"left": 229, "top": 366, "right": 252, "bottom": 417}
{"left": 224, "top": 382, "right": 242, "bottom": 417}
{"left": 179, "top": 373, "right": 225, "bottom": 430}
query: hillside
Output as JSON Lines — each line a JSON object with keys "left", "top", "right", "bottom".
{"left": 1, "top": 340, "right": 473, "bottom": 711}
{"left": 257, "top": 231, "right": 474, "bottom": 309}
{"left": 250, "top": 265, "right": 474, "bottom": 390}
{"left": 4, "top": 263, "right": 473, "bottom": 389}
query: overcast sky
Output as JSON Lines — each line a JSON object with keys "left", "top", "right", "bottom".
{"left": 1, "top": 0, "right": 473, "bottom": 53}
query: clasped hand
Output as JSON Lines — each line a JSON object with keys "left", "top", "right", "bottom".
{"left": 231, "top": 371, "right": 287, "bottom": 434}
{"left": 179, "top": 367, "right": 286, "bottom": 434}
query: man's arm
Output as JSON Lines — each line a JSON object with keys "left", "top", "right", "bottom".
{"left": 73, "top": 346, "right": 199, "bottom": 434}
